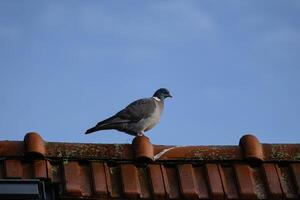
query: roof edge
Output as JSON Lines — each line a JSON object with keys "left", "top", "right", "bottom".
{"left": 0, "top": 132, "right": 300, "bottom": 162}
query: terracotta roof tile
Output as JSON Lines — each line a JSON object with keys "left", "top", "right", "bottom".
{"left": 162, "top": 164, "right": 181, "bottom": 199}
{"left": 193, "top": 165, "right": 210, "bottom": 199}
{"left": 90, "top": 162, "right": 108, "bottom": 197}
{"left": 277, "top": 163, "right": 299, "bottom": 199}
{"left": 0, "top": 132, "right": 299, "bottom": 199}
{"left": 121, "top": 164, "right": 141, "bottom": 198}
{"left": 148, "top": 164, "right": 166, "bottom": 199}
{"left": 206, "top": 164, "right": 224, "bottom": 199}
{"left": 177, "top": 164, "right": 199, "bottom": 199}
{"left": 63, "top": 161, "right": 82, "bottom": 195}
{"left": 132, "top": 136, "right": 154, "bottom": 162}
{"left": 219, "top": 164, "right": 239, "bottom": 199}
{"left": 24, "top": 132, "right": 45, "bottom": 157}
{"left": 234, "top": 164, "right": 257, "bottom": 199}
{"left": 263, "top": 163, "right": 282, "bottom": 199}
{"left": 239, "top": 134, "right": 263, "bottom": 161}
{"left": 32, "top": 160, "right": 49, "bottom": 179}
{"left": 4, "top": 160, "right": 23, "bottom": 178}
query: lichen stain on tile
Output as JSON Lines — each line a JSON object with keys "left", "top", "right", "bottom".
{"left": 271, "top": 145, "right": 290, "bottom": 160}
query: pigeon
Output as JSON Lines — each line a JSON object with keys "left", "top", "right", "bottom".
{"left": 85, "top": 88, "right": 172, "bottom": 136}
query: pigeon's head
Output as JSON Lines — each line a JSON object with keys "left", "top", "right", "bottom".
{"left": 153, "top": 88, "right": 172, "bottom": 100}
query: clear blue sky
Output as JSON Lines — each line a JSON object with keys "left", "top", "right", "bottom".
{"left": 1, "top": 1, "right": 299, "bottom": 145}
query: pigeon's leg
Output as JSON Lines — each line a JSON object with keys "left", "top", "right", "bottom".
{"left": 137, "top": 131, "right": 144, "bottom": 137}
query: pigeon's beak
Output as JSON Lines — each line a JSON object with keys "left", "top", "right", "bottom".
{"left": 167, "top": 94, "right": 173, "bottom": 98}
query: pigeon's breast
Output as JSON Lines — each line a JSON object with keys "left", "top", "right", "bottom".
{"left": 143, "top": 100, "right": 163, "bottom": 132}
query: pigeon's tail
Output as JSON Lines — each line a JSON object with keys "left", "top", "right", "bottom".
{"left": 85, "top": 127, "right": 98, "bottom": 134}
{"left": 85, "top": 123, "right": 117, "bottom": 134}
{"left": 85, "top": 116, "right": 129, "bottom": 134}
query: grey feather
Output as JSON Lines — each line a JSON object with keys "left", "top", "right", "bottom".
{"left": 115, "top": 98, "right": 156, "bottom": 122}
{"left": 85, "top": 88, "right": 171, "bottom": 136}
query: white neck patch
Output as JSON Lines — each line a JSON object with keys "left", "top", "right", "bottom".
{"left": 152, "top": 96, "right": 161, "bottom": 101}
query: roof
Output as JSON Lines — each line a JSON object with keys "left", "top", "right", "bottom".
{"left": 0, "top": 132, "right": 300, "bottom": 199}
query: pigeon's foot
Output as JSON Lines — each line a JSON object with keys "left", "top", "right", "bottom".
{"left": 137, "top": 132, "right": 144, "bottom": 137}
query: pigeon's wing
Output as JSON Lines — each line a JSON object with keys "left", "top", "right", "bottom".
{"left": 85, "top": 98, "right": 157, "bottom": 134}
{"left": 85, "top": 98, "right": 156, "bottom": 134}
{"left": 115, "top": 98, "right": 156, "bottom": 122}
